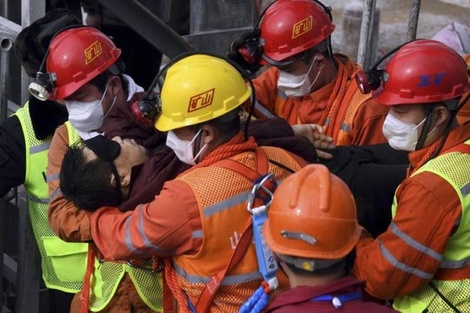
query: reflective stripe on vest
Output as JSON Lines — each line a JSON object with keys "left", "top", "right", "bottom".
{"left": 335, "top": 84, "right": 372, "bottom": 146}
{"left": 392, "top": 139, "right": 470, "bottom": 313}
{"left": 64, "top": 122, "right": 164, "bottom": 312}
{"left": 172, "top": 147, "right": 303, "bottom": 312}
{"left": 14, "top": 105, "right": 86, "bottom": 293}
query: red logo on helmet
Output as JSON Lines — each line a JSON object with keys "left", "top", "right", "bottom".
{"left": 85, "top": 41, "right": 103, "bottom": 65}
{"left": 188, "top": 88, "right": 215, "bottom": 112}
{"left": 292, "top": 16, "right": 313, "bottom": 39}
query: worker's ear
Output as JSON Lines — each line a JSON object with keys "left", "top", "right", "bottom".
{"left": 110, "top": 174, "right": 130, "bottom": 188}
{"left": 108, "top": 75, "right": 122, "bottom": 98}
{"left": 200, "top": 124, "right": 216, "bottom": 146}
{"left": 432, "top": 105, "right": 451, "bottom": 127}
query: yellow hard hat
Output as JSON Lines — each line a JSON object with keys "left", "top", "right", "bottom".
{"left": 155, "top": 54, "right": 252, "bottom": 132}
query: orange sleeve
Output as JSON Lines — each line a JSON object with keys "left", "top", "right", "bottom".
{"left": 90, "top": 179, "right": 202, "bottom": 261}
{"left": 353, "top": 171, "right": 461, "bottom": 299}
{"left": 350, "top": 97, "right": 389, "bottom": 146}
{"left": 456, "top": 54, "right": 470, "bottom": 125}
{"left": 252, "top": 67, "right": 279, "bottom": 118}
{"left": 47, "top": 125, "right": 92, "bottom": 242}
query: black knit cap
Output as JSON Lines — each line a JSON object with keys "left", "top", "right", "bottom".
{"left": 13, "top": 9, "right": 82, "bottom": 77}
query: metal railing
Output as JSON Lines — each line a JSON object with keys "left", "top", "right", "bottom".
{"left": 1, "top": 1, "right": 44, "bottom": 311}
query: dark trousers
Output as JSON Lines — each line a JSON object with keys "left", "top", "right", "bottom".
{"left": 48, "top": 289, "right": 75, "bottom": 313}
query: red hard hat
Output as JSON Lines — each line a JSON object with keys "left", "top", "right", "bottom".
{"left": 376, "top": 39, "right": 470, "bottom": 106}
{"left": 260, "top": 0, "right": 335, "bottom": 63}
{"left": 46, "top": 27, "right": 121, "bottom": 100}
{"left": 263, "top": 164, "right": 360, "bottom": 260}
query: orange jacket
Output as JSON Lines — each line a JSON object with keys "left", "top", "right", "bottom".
{"left": 353, "top": 123, "right": 470, "bottom": 300}
{"left": 253, "top": 54, "right": 388, "bottom": 146}
{"left": 91, "top": 133, "right": 307, "bottom": 312}
{"left": 48, "top": 124, "right": 92, "bottom": 242}
{"left": 456, "top": 54, "right": 470, "bottom": 125}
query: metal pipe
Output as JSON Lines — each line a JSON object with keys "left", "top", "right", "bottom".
{"left": 0, "top": 45, "right": 12, "bottom": 123}
{"left": 407, "top": 0, "right": 421, "bottom": 41}
{"left": 0, "top": 6, "right": 14, "bottom": 308}
{"left": 0, "top": 0, "right": 6, "bottom": 18}
{"left": 0, "top": 16, "right": 21, "bottom": 122}
{"left": 97, "top": 0, "right": 193, "bottom": 58}
{"left": 15, "top": 200, "right": 41, "bottom": 313}
{"left": 357, "top": 0, "right": 377, "bottom": 69}
{"left": 364, "top": 0, "right": 378, "bottom": 69}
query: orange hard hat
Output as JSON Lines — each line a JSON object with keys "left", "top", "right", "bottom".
{"left": 263, "top": 164, "right": 360, "bottom": 261}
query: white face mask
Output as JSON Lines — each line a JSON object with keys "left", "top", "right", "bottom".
{"left": 277, "top": 56, "right": 321, "bottom": 97}
{"left": 382, "top": 113, "right": 428, "bottom": 151}
{"left": 65, "top": 81, "right": 116, "bottom": 134}
{"left": 166, "top": 129, "right": 207, "bottom": 165}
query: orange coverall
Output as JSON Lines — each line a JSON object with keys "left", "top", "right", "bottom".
{"left": 354, "top": 123, "right": 470, "bottom": 300}
{"left": 253, "top": 54, "right": 389, "bottom": 146}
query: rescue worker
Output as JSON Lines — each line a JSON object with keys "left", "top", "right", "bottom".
{"left": 37, "top": 27, "right": 164, "bottom": 312}
{"left": 262, "top": 164, "right": 396, "bottom": 312}
{"left": 227, "top": 0, "right": 389, "bottom": 145}
{"left": 353, "top": 39, "right": 470, "bottom": 312}
{"left": 84, "top": 54, "right": 308, "bottom": 312}
{"left": 0, "top": 10, "right": 86, "bottom": 312}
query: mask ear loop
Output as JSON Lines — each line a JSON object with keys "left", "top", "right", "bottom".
{"left": 108, "top": 161, "right": 123, "bottom": 205}
{"left": 192, "top": 126, "right": 204, "bottom": 164}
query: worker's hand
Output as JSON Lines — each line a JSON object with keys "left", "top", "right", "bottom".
{"left": 316, "top": 149, "right": 334, "bottom": 160}
{"left": 292, "top": 124, "right": 335, "bottom": 148}
{"left": 227, "top": 28, "right": 263, "bottom": 75}
{"left": 292, "top": 124, "right": 336, "bottom": 160}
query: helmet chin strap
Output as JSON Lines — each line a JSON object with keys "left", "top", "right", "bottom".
{"left": 415, "top": 107, "right": 435, "bottom": 150}
{"left": 425, "top": 97, "right": 467, "bottom": 162}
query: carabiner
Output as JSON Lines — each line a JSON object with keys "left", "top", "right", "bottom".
{"left": 247, "top": 173, "right": 276, "bottom": 214}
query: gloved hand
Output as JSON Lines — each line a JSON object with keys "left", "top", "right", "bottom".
{"left": 227, "top": 28, "right": 263, "bottom": 75}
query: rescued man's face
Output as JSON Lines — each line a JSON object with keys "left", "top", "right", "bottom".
{"left": 83, "top": 136, "right": 148, "bottom": 179}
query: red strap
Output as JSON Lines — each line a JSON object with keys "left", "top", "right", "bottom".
{"left": 81, "top": 245, "right": 95, "bottom": 313}
{"left": 255, "top": 147, "right": 269, "bottom": 175}
{"left": 330, "top": 78, "right": 366, "bottom": 143}
{"left": 162, "top": 266, "right": 177, "bottom": 313}
{"left": 215, "top": 148, "right": 269, "bottom": 182}
{"left": 194, "top": 148, "right": 270, "bottom": 313}
{"left": 195, "top": 219, "right": 254, "bottom": 313}
{"left": 443, "top": 141, "right": 470, "bottom": 155}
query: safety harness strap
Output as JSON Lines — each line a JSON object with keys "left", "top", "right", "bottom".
{"left": 81, "top": 245, "right": 95, "bottom": 313}
{"left": 162, "top": 272, "right": 177, "bottom": 313}
{"left": 194, "top": 148, "right": 269, "bottom": 313}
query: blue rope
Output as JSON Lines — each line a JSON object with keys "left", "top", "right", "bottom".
{"left": 311, "top": 291, "right": 362, "bottom": 309}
